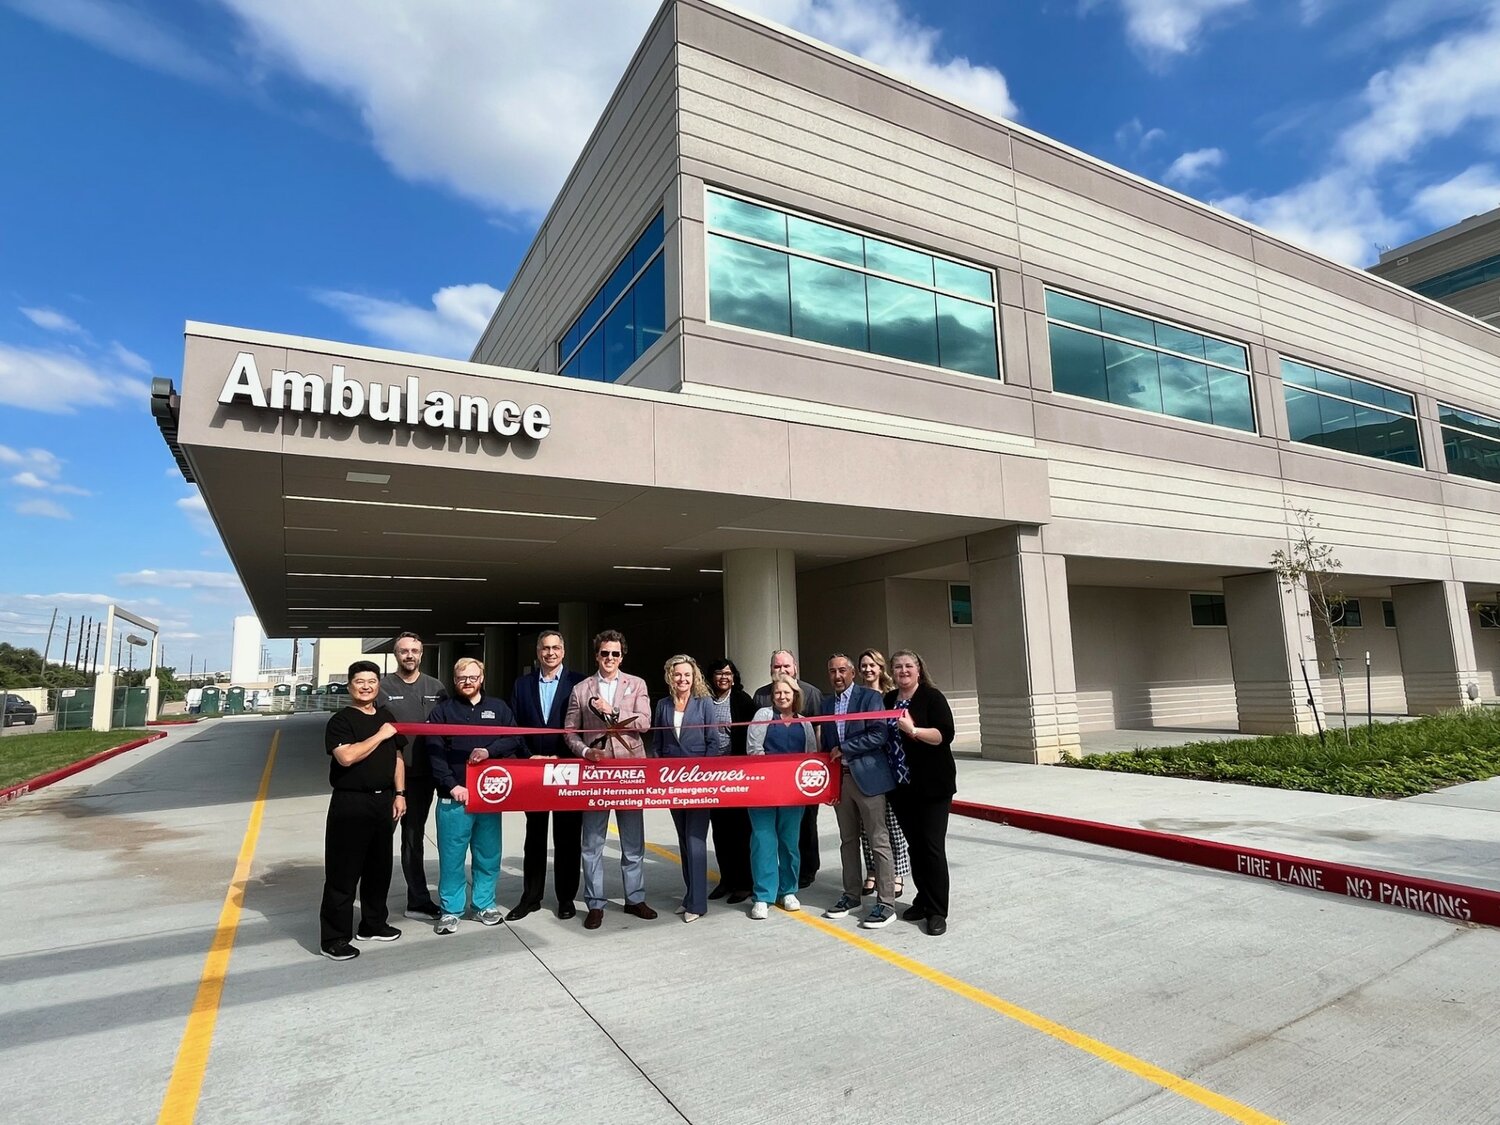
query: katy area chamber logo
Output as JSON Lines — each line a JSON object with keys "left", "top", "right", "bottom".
{"left": 475, "top": 765, "right": 514, "bottom": 803}
{"left": 218, "top": 352, "right": 552, "bottom": 439}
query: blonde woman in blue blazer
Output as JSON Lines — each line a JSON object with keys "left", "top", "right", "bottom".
{"left": 652, "top": 655, "right": 726, "bottom": 922}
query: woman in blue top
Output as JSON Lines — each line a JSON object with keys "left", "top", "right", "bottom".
{"left": 744, "top": 674, "right": 817, "bottom": 920}
{"left": 652, "top": 655, "right": 726, "bottom": 922}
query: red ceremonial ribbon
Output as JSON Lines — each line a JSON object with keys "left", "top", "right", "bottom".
{"left": 393, "top": 708, "right": 901, "bottom": 738}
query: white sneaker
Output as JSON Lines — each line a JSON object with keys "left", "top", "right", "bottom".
{"left": 435, "top": 914, "right": 459, "bottom": 935}
{"left": 749, "top": 901, "right": 769, "bottom": 920}
{"left": 779, "top": 894, "right": 801, "bottom": 912}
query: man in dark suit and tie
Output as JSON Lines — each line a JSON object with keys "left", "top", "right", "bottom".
{"left": 507, "top": 630, "right": 586, "bottom": 920}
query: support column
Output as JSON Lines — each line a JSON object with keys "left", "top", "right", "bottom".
{"left": 1223, "top": 571, "right": 1320, "bottom": 734}
{"left": 723, "top": 548, "right": 798, "bottom": 678}
{"left": 146, "top": 632, "right": 160, "bottom": 722}
{"left": 90, "top": 607, "right": 117, "bottom": 732}
{"left": 967, "top": 528, "right": 1079, "bottom": 764}
{"left": 558, "top": 602, "right": 591, "bottom": 670}
{"left": 1392, "top": 580, "right": 1480, "bottom": 713}
{"left": 482, "top": 626, "right": 517, "bottom": 696}
{"left": 435, "top": 641, "right": 456, "bottom": 685}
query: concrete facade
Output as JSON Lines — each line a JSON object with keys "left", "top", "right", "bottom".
{"left": 163, "top": 0, "right": 1500, "bottom": 763}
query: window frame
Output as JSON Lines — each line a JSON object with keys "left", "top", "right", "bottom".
{"left": 1279, "top": 357, "right": 1424, "bottom": 470}
{"left": 556, "top": 210, "right": 667, "bottom": 380}
{"left": 948, "top": 582, "right": 973, "bottom": 628}
{"left": 1043, "top": 286, "right": 1257, "bottom": 435}
{"left": 1328, "top": 598, "right": 1363, "bottom": 628}
{"left": 703, "top": 186, "right": 1002, "bottom": 382}
{"left": 1438, "top": 401, "right": 1500, "bottom": 485}
{"left": 1188, "top": 592, "right": 1228, "bottom": 628}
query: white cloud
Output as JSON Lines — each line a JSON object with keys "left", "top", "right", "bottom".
{"left": 109, "top": 342, "right": 154, "bottom": 375}
{"left": 0, "top": 444, "right": 90, "bottom": 495}
{"left": 1336, "top": 17, "right": 1500, "bottom": 171}
{"left": 743, "top": 0, "right": 1016, "bottom": 118}
{"left": 6, "top": 0, "right": 223, "bottom": 84}
{"left": 11, "top": 471, "right": 49, "bottom": 490}
{"left": 1213, "top": 170, "right": 1403, "bottom": 267}
{"left": 1115, "top": 117, "right": 1167, "bottom": 154}
{"left": 1211, "top": 5, "right": 1500, "bottom": 266}
{"left": 0, "top": 343, "right": 149, "bottom": 413}
{"left": 19, "top": 306, "right": 84, "bottom": 334}
{"left": 1092, "top": 0, "right": 1251, "bottom": 60}
{"left": 314, "top": 283, "right": 504, "bottom": 359}
{"left": 15, "top": 497, "right": 72, "bottom": 520}
{"left": 1411, "top": 164, "right": 1500, "bottom": 228}
{"left": 1164, "top": 146, "right": 1225, "bottom": 185}
{"left": 118, "top": 569, "right": 245, "bottom": 591}
{"left": 177, "top": 490, "right": 216, "bottom": 536}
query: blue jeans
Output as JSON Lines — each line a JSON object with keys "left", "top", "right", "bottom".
{"left": 747, "top": 806, "right": 801, "bottom": 903}
{"left": 435, "top": 798, "right": 501, "bottom": 914}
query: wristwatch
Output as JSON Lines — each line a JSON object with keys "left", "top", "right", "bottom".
{"left": 395, "top": 789, "right": 406, "bottom": 797}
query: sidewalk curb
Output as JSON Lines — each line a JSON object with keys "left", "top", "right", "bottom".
{"left": 0, "top": 731, "right": 169, "bottom": 805}
{"left": 953, "top": 798, "right": 1500, "bottom": 928}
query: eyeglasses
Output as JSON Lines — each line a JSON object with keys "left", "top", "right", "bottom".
{"left": 455, "top": 674, "right": 482, "bottom": 683}
{"left": 598, "top": 650, "right": 622, "bottom": 658}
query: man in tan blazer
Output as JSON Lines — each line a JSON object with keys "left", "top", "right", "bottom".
{"left": 564, "top": 629, "right": 657, "bottom": 929}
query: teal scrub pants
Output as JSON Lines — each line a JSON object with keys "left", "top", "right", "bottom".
{"left": 747, "top": 806, "right": 801, "bottom": 903}
{"left": 435, "top": 798, "right": 501, "bottom": 914}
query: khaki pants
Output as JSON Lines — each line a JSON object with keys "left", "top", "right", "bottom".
{"left": 833, "top": 767, "right": 894, "bottom": 903}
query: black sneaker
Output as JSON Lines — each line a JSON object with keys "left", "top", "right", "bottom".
{"left": 355, "top": 924, "right": 401, "bottom": 942}
{"left": 321, "top": 941, "right": 360, "bottom": 961}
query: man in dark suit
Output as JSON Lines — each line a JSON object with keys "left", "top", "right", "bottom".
{"left": 819, "top": 654, "right": 897, "bottom": 929}
{"left": 507, "top": 630, "right": 586, "bottom": 920}
{"left": 753, "top": 649, "right": 825, "bottom": 888}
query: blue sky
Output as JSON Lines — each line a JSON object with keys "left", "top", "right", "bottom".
{"left": 2, "top": 0, "right": 1498, "bottom": 672}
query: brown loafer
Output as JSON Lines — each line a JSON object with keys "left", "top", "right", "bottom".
{"left": 583, "top": 908, "right": 604, "bottom": 929}
{"left": 622, "top": 901, "right": 658, "bottom": 920}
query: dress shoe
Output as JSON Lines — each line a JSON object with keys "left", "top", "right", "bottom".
{"left": 798, "top": 874, "right": 815, "bottom": 889}
{"left": 558, "top": 902, "right": 578, "bottom": 920}
{"left": 583, "top": 908, "right": 604, "bottom": 929}
{"left": 622, "top": 901, "right": 658, "bottom": 920}
{"left": 708, "top": 883, "right": 729, "bottom": 900}
{"left": 925, "top": 914, "right": 947, "bottom": 936}
{"left": 726, "top": 890, "right": 751, "bottom": 904}
{"left": 504, "top": 902, "right": 538, "bottom": 922}
{"left": 901, "top": 904, "right": 930, "bottom": 922}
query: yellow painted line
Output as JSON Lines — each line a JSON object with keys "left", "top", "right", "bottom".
{"left": 641, "top": 837, "right": 1282, "bottom": 1125}
{"left": 157, "top": 730, "right": 279, "bottom": 1125}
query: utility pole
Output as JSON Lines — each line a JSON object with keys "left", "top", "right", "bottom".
{"left": 62, "top": 617, "right": 73, "bottom": 668}
{"left": 39, "top": 608, "right": 58, "bottom": 668}
{"left": 90, "top": 622, "right": 102, "bottom": 674}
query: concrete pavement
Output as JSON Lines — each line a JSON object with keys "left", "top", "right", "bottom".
{"left": 1, "top": 713, "right": 1498, "bottom": 1124}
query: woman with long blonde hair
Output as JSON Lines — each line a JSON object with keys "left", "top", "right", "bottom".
{"left": 858, "top": 649, "right": 908, "bottom": 899}
{"left": 651, "top": 655, "right": 725, "bottom": 922}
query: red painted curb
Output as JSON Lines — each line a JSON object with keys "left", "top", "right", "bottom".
{"left": 0, "top": 731, "right": 169, "bottom": 805}
{"left": 952, "top": 798, "right": 1500, "bottom": 928}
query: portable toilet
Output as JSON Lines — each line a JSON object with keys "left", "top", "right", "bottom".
{"left": 225, "top": 686, "right": 246, "bottom": 715}
{"left": 200, "top": 686, "right": 222, "bottom": 715}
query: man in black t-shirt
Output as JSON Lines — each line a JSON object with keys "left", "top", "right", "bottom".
{"left": 377, "top": 632, "right": 448, "bottom": 921}
{"left": 319, "top": 660, "right": 407, "bottom": 961}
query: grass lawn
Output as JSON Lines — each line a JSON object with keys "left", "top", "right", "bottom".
{"left": 0, "top": 730, "right": 152, "bottom": 790}
{"left": 1059, "top": 709, "right": 1500, "bottom": 798}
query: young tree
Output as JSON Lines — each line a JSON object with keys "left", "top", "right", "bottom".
{"left": 1271, "top": 508, "right": 1350, "bottom": 745}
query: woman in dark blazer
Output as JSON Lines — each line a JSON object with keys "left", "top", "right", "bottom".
{"left": 883, "top": 649, "right": 957, "bottom": 936}
{"left": 652, "top": 655, "right": 726, "bottom": 922}
{"left": 706, "top": 658, "right": 756, "bottom": 902}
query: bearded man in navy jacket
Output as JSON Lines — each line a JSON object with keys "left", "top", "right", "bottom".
{"left": 507, "top": 630, "right": 586, "bottom": 921}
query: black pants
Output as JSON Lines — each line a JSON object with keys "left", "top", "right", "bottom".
{"left": 320, "top": 790, "right": 396, "bottom": 946}
{"left": 708, "top": 806, "right": 751, "bottom": 891}
{"left": 518, "top": 809, "right": 582, "bottom": 908}
{"left": 399, "top": 773, "right": 437, "bottom": 909}
{"left": 889, "top": 789, "right": 951, "bottom": 919}
{"left": 799, "top": 804, "right": 820, "bottom": 877}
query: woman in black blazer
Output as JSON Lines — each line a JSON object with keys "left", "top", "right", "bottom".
{"left": 884, "top": 649, "right": 957, "bottom": 936}
{"left": 705, "top": 658, "right": 757, "bottom": 902}
{"left": 652, "top": 655, "right": 726, "bottom": 922}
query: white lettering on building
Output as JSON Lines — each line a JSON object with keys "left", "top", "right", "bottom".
{"left": 218, "top": 352, "right": 552, "bottom": 440}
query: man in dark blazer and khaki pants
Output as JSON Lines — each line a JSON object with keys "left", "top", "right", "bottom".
{"left": 507, "top": 630, "right": 586, "bottom": 920}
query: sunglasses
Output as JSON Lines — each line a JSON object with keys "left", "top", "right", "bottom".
{"left": 598, "top": 650, "right": 622, "bottom": 658}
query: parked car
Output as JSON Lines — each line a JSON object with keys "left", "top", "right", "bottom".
{"left": 2, "top": 694, "right": 39, "bottom": 726}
